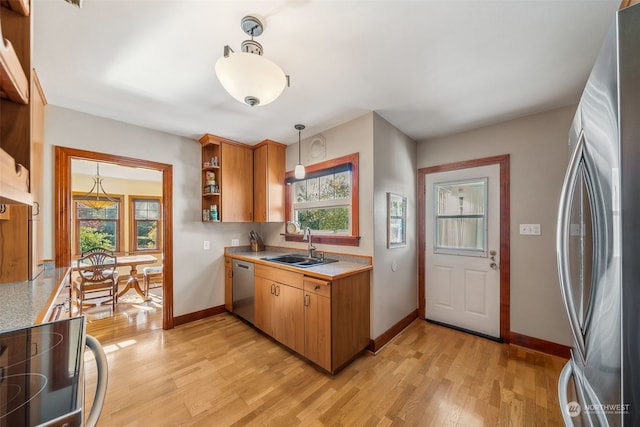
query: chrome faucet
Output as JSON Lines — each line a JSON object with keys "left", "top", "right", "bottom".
{"left": 303, "top": 227, "right": 316, "bottom": 258}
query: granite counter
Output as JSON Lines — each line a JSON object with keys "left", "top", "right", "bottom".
{"left": 0, "top": 267, "right": 71, "bottom": 331}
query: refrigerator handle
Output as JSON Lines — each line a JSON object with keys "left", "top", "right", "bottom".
{"left": 558, "top": 360, "right": 576, "bottom": 425}
{"left": 85, "top": 334, "right": 109, "bottom": 427}
{"left": 556, "top": 132, "right": 587, "bottom": 364}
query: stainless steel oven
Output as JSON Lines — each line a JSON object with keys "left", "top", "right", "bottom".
{"left": 0, "top": 317, "right": 108, "bottom": 427}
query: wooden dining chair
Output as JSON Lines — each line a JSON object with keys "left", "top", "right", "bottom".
{"left": 81, "top": 247, "right": 114, "bottom": 256}
{"left": 143, "top": 265, "right": 163, "bottom": 297}
{"left": 74, "top": 251, "right": 119, "bottom": 314}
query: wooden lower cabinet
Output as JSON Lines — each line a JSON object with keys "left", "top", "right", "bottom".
{"left": 253, "top": 263, "right": 370, "bottom": 374}
{"left": 254, "top": 273, "right": 304, "bottom": 354}
{"left": 303, "top": 277, "right": 331, "bottom": 371}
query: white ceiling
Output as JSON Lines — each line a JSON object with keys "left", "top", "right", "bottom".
{"left": 33, "top": 0, "right": 620, "bottom": 146}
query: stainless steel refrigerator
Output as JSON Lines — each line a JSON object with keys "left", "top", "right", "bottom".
{"left": 557, "top": 3, "right": 640, "bottom": 426}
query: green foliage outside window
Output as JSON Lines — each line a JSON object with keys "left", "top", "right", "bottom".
{"left": 297, "top": 207, "right": 349, "bottom": 232}
{"left": 79, "top": 226, "right": 114, "bottom": 253}
{"left": 136, "top": 220, "right": 158, "bottom": 249}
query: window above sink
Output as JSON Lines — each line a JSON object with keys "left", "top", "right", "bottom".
{"left": 284, "top": 153, "right": 360, "bottom": 247}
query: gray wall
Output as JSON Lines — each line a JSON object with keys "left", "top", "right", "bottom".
{"left": 417, "top": 105, "right": 575, "bottom": 346}
{"left": 372, "top": 113, "right": 418, "bottom": 339}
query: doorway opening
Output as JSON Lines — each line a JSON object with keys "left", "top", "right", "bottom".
{"left": 417, "top": 155, "right": 510, "bottom": 341}
{"left": 54, "top": 146, "right": 174, "bottom": 332}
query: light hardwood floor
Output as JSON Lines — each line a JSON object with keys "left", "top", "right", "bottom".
{"left": 84, "top": 313, "right": 566, "bottom": 426}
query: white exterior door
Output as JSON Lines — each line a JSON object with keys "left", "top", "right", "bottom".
{"left": 425, "top": 164, "right": 500, "bottom": 338}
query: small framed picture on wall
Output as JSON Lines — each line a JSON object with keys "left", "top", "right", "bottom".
{"left": 387, "top": 192, "right": 407, "bottom": 248}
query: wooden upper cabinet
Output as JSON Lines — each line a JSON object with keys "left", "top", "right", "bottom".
{"left": 220, "top": 141, "right": 253, "bottom": 222}
{"left": 199, "top": 134, "right": 253, "bottom": 222}
{"left": 253, "top": 139, "right": 286, "bottom": 223}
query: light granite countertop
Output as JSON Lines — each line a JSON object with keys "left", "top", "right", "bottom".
{"left": 0, "top": 267, "right": 70, "bottom": 332}
{"left": 225, "top": 246, "right": 372, "bottom": 280}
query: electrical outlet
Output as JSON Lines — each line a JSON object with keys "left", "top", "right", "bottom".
{"left": 231, "top": 239, "right": 240, "bottom": 246}
{"left": 203, "top": 240, "right": 210, "bottom": 250}
{"left": 519, "top": 224, "right": 541, "bottom": 235}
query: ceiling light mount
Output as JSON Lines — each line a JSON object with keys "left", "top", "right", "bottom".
{"left": 215, "top": 15, "right": 289, "bottom": 107}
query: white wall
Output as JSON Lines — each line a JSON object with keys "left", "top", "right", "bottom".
{"left": 371, "top": 113, "right": 418, "bottom": 338}
{"left": 417, "top": 106, "right": 575, "bottom": 346}
{"left": 43, "top": 106, "right": 256, "bottom": 317}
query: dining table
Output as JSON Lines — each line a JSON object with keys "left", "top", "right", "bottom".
{"left": 114, "top": 254, "right": 158, "bottom": 300}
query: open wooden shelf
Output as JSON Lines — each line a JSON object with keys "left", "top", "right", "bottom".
{"left": 0, "top": 146, "right": 32, "bottom": 205}
{"left": 0, "top": 37, "right": 29, "bottom": 103}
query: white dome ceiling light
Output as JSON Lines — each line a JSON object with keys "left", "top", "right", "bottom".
{"left": 215, "top": 16, "right": 290, "bottom": 107}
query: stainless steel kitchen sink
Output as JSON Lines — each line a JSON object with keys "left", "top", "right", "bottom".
{"left": 261, "top": 254, "right": 338, "bottom": 268}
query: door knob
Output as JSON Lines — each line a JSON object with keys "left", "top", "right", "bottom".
{"left": 489, "top": 250, "right": 498, "bottom": 270}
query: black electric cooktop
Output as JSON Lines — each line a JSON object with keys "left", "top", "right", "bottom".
{"left": 0, "top": 317, "right": 86, "bottom": 427}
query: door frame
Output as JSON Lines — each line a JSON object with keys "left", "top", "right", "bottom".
{"left": 54, "top": 146, "right": 174, "bottom": 330}
{"left": 418, "top": 154, "right": 510, "bottom": 341}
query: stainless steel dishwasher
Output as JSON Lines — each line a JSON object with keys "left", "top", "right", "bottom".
{"left": 232, "top": 259, "right": 254, "bottom": 324}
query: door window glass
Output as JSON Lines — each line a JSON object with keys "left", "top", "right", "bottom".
{"left": 434, "top": 178, "right": 487, "bottom": 255}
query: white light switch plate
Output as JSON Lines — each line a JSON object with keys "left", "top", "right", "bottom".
{"left": 203, "top": 240, "right": 210, "bottom": 250}
{"left": 519, "top": 224, "right": 541, "bottom": 235}
{"left": 231, "top": 239, "right": 240, "bottom": 246}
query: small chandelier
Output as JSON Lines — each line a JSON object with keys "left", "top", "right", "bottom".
{"left": 215, "top": 15, "right": 289, "bottom": 107}
{"left": 80, "top": 163, "right": 118, "bottom": 210}
{"left": 294, "top": 124, "right": 306, "bottom": 179}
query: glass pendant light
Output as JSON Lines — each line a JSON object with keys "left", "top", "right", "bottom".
{"left": 215, "top": 16, "right": 289, "bottom": 107}
{"left": 294, "top": 124, "right": 306, "bottom": 179}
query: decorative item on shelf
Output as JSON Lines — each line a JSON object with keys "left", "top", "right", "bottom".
{"left": 286, "top": 221, "right": 300, "bottom": 234}
{"left": 79, "top": 163, "right": 118, "bottom": 210}
{"left": 215, "top": 15, "right": 290, "bottom": 107}
{"left": 210, "top": 204, "right": 219, "bottom": 221}
{"left": 203, "top": 209, "right": 210, "bottom": 221}
{"left": 294, "top": 124, "right": 306, "bottom": 179}
{"left": 203, "top": 184, "right": 219, "bottom": 194}
{"left": 205, "top": 171, "right": 216, "bottom": 186}
{"left": 211, "top": 156, "right": 219, "bottom": 166}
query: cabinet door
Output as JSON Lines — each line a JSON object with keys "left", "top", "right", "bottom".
{"left": 221, "top": 142, "right": 253, "bottom": 222}
{"left": 29, "top": 72, "right": 45, "bottom": 279}
{"left": 274, "top": 283, "right": 304, "bottom": 354}
{"left": 253, "top": 141, "right": 285, "bottom": 223}
{"left": 304, "top": 291, "right": 331, "bottom": 371}
{"left": 254, "top": 276, "right": 275, "bottom": 336}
